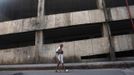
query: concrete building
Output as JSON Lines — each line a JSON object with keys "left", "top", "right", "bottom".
{"left": 0, "top": 0, "right": 133, "bottom": 64}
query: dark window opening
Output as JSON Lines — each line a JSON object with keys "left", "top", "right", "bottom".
{"left": 81, "top": 50, "right": 134, "bottom": 60}
{"left": 116, "top": 50, "right": 134, "bottom": 57}
{"left": 105, "top": 0, "right": 134, "bottom": 8}
{"left": 0, "top": 0, "right": 38, "bottom": 22}
{"left": 45, "top": 0, "right": 97, "bottom": 15}
{"left": 81, "top": 53, "right": 109, "bottom": 60}
{"left": 0, "top": 31, "right": 35, "bottom": 49}
{"left": 43, "top": 23, "right": 102, "bottom": 44}
{"left": 109, "top": 19, "right": 134, "bottom": 36}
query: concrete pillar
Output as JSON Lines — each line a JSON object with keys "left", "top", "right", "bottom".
{"left": 34, "top": 0, "right": 45, "bottom": 63}
{"left": 37, "top": 0, "right": 45, "bottom": 29}
{"left": 102, "top": 24, "right": 109, "bottom": 37}
{"left": 97, "top": 0, "right": 103, "bottom": 9}
{"left": 102, "top": 0, "right": 116, "bottom": 61}
{"left": 35, "top": 31, "right": 43, "bottom": 63}
{"left": 103, "top": 23, "right": 116, "bottom": 61}
{"left": 38, "top": 0, "right": 45, "bottom": 17}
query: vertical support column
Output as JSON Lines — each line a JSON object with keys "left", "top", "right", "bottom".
{"left": 101, "top": 0, "right": 116, "bottom": 61}
{"left": 97, "top": 0, "right": 103, "bottom": 9}
{"left": 38, "top": 0, "right": 45, "bottom": 17}
{"left": 102, "top": 23, "right": 116, "bottom": 61}
{"left": 35, "top": 31, "right": 43, "bottom": 63}
{"left": 102, "top": 24, "right": 108, "bottom": 37}
{"left": 35, "top": 0, "right": 45, "bottom": 63}
{"left": 37, "top": 0, "right": 45, "bottom": 29}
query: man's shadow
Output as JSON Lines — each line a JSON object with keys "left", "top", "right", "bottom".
{"left": 13, "top": 72, "right": 23, "bottom": 75}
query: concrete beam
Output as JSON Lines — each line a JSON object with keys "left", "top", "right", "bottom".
{"left": 0, "top": 18, "right": 38, "bottom": 35}
{"left": 111, "top": 6, "right": 134, "bottom": 21}
{"left": 0, "top": 9, "right": 105, "bottom": 35}
{"left": 113, "top": 34, "right": 134, "bottom": 52}
{"left": 45, "top": 9, "right": 105, "bottom": 29}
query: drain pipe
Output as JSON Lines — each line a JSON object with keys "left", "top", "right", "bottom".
{"left": 102, "top": 0, "right": 116, "bottom": 61}
{"left": 125, "top": 0, "right": 134, "bottom": 29}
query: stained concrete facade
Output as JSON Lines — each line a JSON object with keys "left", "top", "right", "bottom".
{"left": 0, "top": 0, "right": 133, "bottom": 64}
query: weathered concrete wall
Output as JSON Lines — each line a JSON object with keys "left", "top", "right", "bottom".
{"left": 41, "top": 37, "right": 109, "bottom": 63}
{"left": 0, "top": 5, "right": 134, "bottom": 35}
{"left": 0, "top": 46, "right": 35, "bottom": 65}
{"left": 0, "top": 9, "right": 105, "bottom": 35}
{"left": 45, "top": 9, "right": 105, "bottom": 29}
{"left": 0, "top": 34, "right": 133, "bottom": 64}
{"left": 24, "top": 34, "right": 134, "bottom": 64}
{"left": 113, "top": 34, "right": 134, "bottom": 52}
{"left": 111, "top": 6, "right": 134, "bottom": 21}
{"left": 0, "top": 18, "right": 38, "bottom": 35}
{"left": 0, "top": 0, "right": 133, "bottom": 64}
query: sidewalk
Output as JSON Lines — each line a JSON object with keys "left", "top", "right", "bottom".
{"left": 1, "top": 69, "right": 134, "bottom": 75}
{"left": 0, "top": 61, "right": 134, "bottom": 71}
{"left": 0, "top": 69, "right": 134, "bottom": 75}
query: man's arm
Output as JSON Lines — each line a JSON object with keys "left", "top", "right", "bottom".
{"left": 56, "top": 47, "right": 60, "bottom": 54}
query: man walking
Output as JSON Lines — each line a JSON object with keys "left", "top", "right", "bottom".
{"left": 55, "top": 44, "right": 65, "bottom": 72}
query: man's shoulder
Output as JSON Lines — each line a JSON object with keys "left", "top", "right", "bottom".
{"left": 56, "top": 47, "right": 60, "bottom": 52}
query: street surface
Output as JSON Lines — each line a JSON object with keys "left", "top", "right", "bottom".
{"left": 0, "top": 68, "right": 134, "bottom": 75}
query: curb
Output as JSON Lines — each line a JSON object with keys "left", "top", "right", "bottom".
{"left": 0, "top": 61, "right": 134, "bottom": 71}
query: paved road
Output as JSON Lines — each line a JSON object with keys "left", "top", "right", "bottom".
{"left": 0, "top": 68, "right": 134, "bottom": 75}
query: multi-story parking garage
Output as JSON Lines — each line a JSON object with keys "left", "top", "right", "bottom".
{"left": 0, "top": 0, "right": 133, "bottom": 64}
